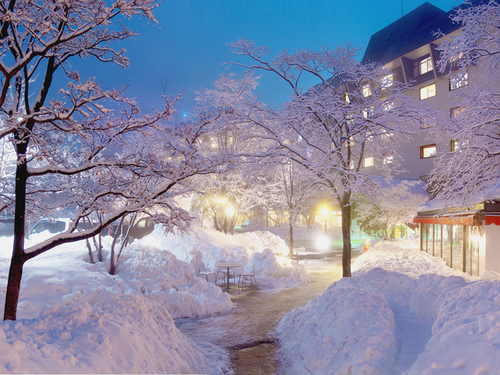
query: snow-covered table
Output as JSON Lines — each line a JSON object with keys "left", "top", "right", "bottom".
{"left": 214, "top": 262, "right": 241, "bottom": 292}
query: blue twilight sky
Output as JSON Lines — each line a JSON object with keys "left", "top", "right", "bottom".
{"left": 76, "top": 0, "right": 461, "bottom": 119}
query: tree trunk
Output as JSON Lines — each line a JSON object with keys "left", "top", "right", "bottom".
{"left": 341, "top": 200, "right": 352, "bottom": 278}
{"left": 289, "top": 221, "right": 294, "bottom": 259}
{"left": 3, "top": 156, "right": 28, "bottom": 321}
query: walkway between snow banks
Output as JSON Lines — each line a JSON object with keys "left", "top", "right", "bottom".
{"left": 175, "top": 256, "right": 345, "bottom": 374}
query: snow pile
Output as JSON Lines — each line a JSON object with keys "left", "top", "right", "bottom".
{"left": 133, "top": 225, "right": 307, "bottom": 288}
{"left": 0, "top": 295, "right": 206, "bottom": 374}
{"left": 353, "top": 239, "right": 466, "bottom": 278}
{"left": 278, "top": 281, "right": 397, "bottom": 374}
{"left": 407, "top": 279, "right": 500, "bottom": 374}
{"left": 118, "top": 244, "right": 233, "bottom": 319}
{"left": 4, "top": 235, "right": 233, "bottom": 321}
{"left": 246, "top": 248, "right": 309, "bottom": 288}
{"left": 277, "top": 238, "right": 500, "bottom": 374}
{"left": 0, "top": 225, "right": 306, "bottom": 373}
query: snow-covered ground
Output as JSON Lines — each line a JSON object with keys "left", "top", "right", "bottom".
{"left": 0, "top": 225, "right": 306, "bottom": 374}
{"left": 2, "top": 225, "right": 500, "bottom": 374}
{"left": 277, "top": 236, "right": 500, "bottom": 374}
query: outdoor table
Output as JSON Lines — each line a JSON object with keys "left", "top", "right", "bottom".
{"left": 214, "top": 262, "right": 241, "bottom": 292}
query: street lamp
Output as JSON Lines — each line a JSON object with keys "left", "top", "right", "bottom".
{"left": 321, "top": 208, "right": 328, "bottom": 233}
{"left": 316, "top": 234, "right": 329, "bottom": 257}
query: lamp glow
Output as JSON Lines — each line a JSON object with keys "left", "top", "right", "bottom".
{"left": 316, "top": 234, "right": 330, "bottom": 251}
{"left": 225, "top": 205, "right": 235, "bottom": 216}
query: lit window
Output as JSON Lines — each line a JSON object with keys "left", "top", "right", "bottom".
{"left": 419, "top": 83, "right": 436, "bottom": 100}
{"left": 364, "top": 157, "right": 374, "bottom": 167}
{"left": 382, "top": 74, "right": 394, "bottom": 88}
{"left": 420, "top": 144, "right": 436, "bottom": 159}
{"left": 343, "top": 92, "right": 351, "bottom": 104}
{"left": 450, "top": 106, "right": 466, "bottom": 119}
{"left": 449, "top": 72, "right": 468, "bottom": 91}
{"left": 349, "top": 160, "right": 355, "bottom": 170}
{"left": 383, "top": 155, "right": 393, "bottom": 164}
{"left": 451, "top": 139, "right": 467, "bottom": 151}
{"left": 414, "top": 56, "right": 433, "bottom": 76}
{"left": 421, "top": 118, "right": 433, "bottom": 129}
{"left": 362, "top": 85, "right": 372, "bottom": 97}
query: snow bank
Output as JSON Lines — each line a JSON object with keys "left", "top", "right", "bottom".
{"left": 278, "top": 281, "right": 397, "bottom": 374}
{"left": 0, "top": 295, "right": 206, "bottom": 374}
{"left": 277, "top": 238, "right": 500, "bottom": 374}
{"left": 0, "top": 225, "right": 305, "bottom": 373}
{"left": 246, "top": 248, "right": 309, "bottom": 288}
{"left": 133, "top": 226, "right": 308, "bottom": 289}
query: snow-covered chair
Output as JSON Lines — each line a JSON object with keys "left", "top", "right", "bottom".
{"left": 238, "top": 265, "right": 257, "bottom": 288}
{"left": 197, "top": 261, "right": 217, "bottom": 285}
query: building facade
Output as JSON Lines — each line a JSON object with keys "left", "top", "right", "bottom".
{"left": 361, "top": 1, "right": 500, "bottom": 275}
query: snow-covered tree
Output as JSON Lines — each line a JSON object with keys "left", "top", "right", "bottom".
{"left": 253, "top": 160, "right": 320, "bottom": 257}
{"left": 191, "top": 73, "right": 265, "bottom": 234}
{"left": 230, "top": 40, "right": 426, "bottom": 277}
{"left": 429, "top": 0, "right": 500, "bottom": 207}
{"left": 355, "top": 180, "right": 427, "bottom": 240}
{"left": 0, "top": 0, "right": 231, "bottom": 321}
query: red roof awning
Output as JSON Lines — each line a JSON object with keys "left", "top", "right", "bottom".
{"left": 413, "top": 216, "right": 475, "bottom": 226}
{"left": 485, "top": 216, "right": 500, "bottom": 226}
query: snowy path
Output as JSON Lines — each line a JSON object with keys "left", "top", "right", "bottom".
{"left": 176, "top": 256, "right": 345, "bottom": 374}
{"left": 390, "top": 306, "right": 433, "bottom": 374}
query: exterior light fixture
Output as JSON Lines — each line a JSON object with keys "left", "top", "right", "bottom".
{"left": 316, "top": 234, "right": 330, "bottom": 255}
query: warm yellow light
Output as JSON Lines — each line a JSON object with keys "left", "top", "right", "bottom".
{"left": 321, "top": 208, "right": 328, "bottom": 217}
{"left": 225, "top": 205, "right": 235, "bottom": 216}
{"left": 471, "top": 234, "right": 480, "bottom": 243}
{"left": 316, "top": 234, "right": 330, "bottom": 251}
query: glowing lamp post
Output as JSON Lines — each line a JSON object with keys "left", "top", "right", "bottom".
{"left": 224, "top": 204, "right": 234, "bottom": 234}
{"left": 316, "top": 234, "right": 330, "bottom": 257}
{"left": 321, "top": 208, "right": 328, "bottom": 233}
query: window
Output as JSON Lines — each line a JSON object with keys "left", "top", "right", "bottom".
{"left": 414, "top": 56, "right": 433, "bottom": 76}
{"left": 421, "top": 117, "right": 433, "bottom": 129}
{"left": 382, "top": 74, "right": 394, "bottom": 88}
{"left": 342, "top": 92, "right": 351, "bottom": 104}
{"left": 362, "top": 85, "right": 372, "bottom": 97}
{"left": 383, "top": 155, "right": 393, "bottom": 164}
{"left": 450, "top": 106, "right": 466, "bottom": 119}
{"left": 364, "top": 157, "right": 374, "bottom": 167}
{"left": 449, "top": 72, "right": 468, "bottom": 91}
{"left": 420, "top": 83, "right": 436, "bottom": 100}
{"left": 451, "top": 139, "right": 467, "bottom": 151}
{"left": 420, "top": 144, "right": 436, "bottom": 159}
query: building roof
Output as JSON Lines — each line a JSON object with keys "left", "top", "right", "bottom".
{"left": 361, "top": 2, "right": 461, "bottom": 64}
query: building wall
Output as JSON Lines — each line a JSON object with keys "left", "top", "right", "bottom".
{"left": 481, "top": 224, "right": 500, "bottom": 274}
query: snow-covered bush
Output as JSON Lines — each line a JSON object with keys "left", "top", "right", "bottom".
{"left": 0, "top": 295, "right": 206, "bottom": 374}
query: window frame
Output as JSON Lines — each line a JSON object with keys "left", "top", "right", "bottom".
{"left": 420, "top": 144, "right": 437, "bottom": 159}
{"left": 449, "top": 72, "right": 469, "bottom": 91}
{"left": 450, "top": 106, "right": 466, "bottom": 119}
{"left": 420, "top": 83, "right": 436, "bottom": 100}
{"left": 364, "top": 156, "right": 374, "bottom": 167}
{"left": 414, "top": 56, "right": 433, "bottom": 76}
{"left": 362, "top": 85, "right": 372, "bottom": 97}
